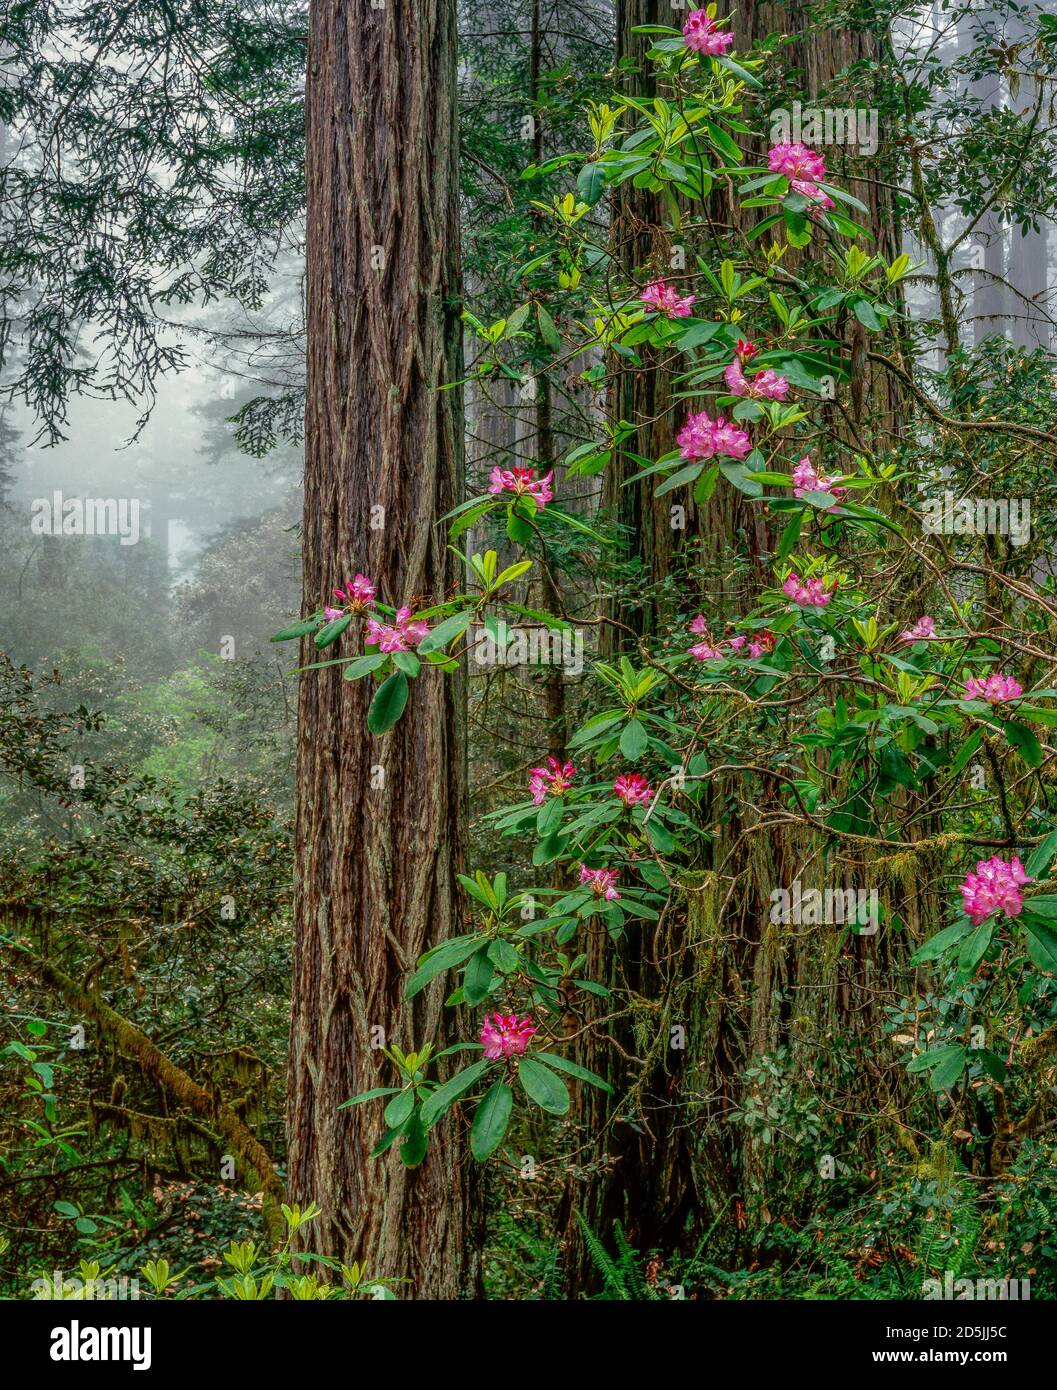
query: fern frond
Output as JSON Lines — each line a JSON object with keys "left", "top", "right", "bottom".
{"left": 576, "top": 1211, "right": 630, "bottom": 1299}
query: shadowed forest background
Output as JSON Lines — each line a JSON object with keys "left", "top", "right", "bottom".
{"left": 3, "top": 0, "right": 1057, "bottom": 1301}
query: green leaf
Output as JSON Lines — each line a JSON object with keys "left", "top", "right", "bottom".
{"left": 370, "top": 1124, "right": 403, "bottom": 1158}
{"left": 1016, "top": 705, "right": 1057, "bottom": 727}
{"left": 537, "top": 795, "right": 564, "bottom": 837}
{"left": 449, "top": 497, "right": 494, "bottom": 540}
{"left": 775, "top": 510, "right": 804, "bottom": 565}
{"left": 417, "top": 610, "right": 472, "bottom": 654}
{"left": 463, "top": 947, "right": 495, "bottom": 1005}
{"left": 471, "top": 1081, "right": 513, "bottom": 1160}
{"left": 338, "top": 1087, "right": 401, "bottom": 1109}
{"left": 1003, "top": 719, "right": 1043, "bottom": 768}
{"left": 1026, "top": 830, "right": 1057, "bottom": 880}
{"left": 646, "top": 816, "right": 674, "bottom": 853}
{"left": 343, "top": 653, "right": 388, "bottom": 681}
{"left": 655, "top": 462, "right": 703, "bottom": 497}
{"left": 532, "top": 831, "right": 568, "bottom": 865}
{"left": 713, "top": 53, "right": 762, "bottom": 87}
{"left": 850, "top": 297, "right": 882, "bottom": 331}
{"left": 420, "top": 1058, "right": 491, "bottom": 1127}
{"left": 1023, "top": 914, "right": 1057, "bottom": 974}
{"left": 957, "top": 919, "right": 993, "bottom": 978}
{"left": 518, "top": 1056, "right": 570, "bottom": 1114}
{"left": 544, "top": 506, "right": 612, "bottom": 543}
{"left": 620, "top": 718, "right": 648, "bottom": 761}
{"left": 705, "top": 120, "right": 742, "bottom": 164}
{"left": 314, "top": 614, "right": 353, "bottom": 649}
{"left": 577, "top": 161, "right": 607, "bottom": 205}
{"left": 910, "top": 916, "right": 974, "bottom": 965}
{"left": 488, "top": 938, "right": 521, "bottom": 973}
{"left": 949, "top": 727, "right": 983, "bottom": 777}
{"left": 271, "top": 616, "right": 322, "bottom": 642}
{"left": 532, "top": 1052, "right": 613, "bottom": 1094}
{"left": 507, "top": 502, "right": 535, "bottom": 544}
{"left": 392, "top": 651, "right": 421, "bottom": 677}
{"left": 54, "top": 1201, "right": 79, "bottom": 1218}
{"left": 718, "top": 460, "right": 763, "bottom": 497}
{"left": 399, "top": 1111, "right": 428, "bottom": 1168}
{"left": 367, "top": 671, "right": 409, "bottom": 735}
{"left": 930, "top": 1046, "right": 967, "bottom": 1092}
{"left": 503, "top": 303, "right": 532, "bottom": 339}
{"left": 974, "top": 1049, "right": 1008, "bottom": 1084}
{"left": 537, "top": 303, "right": 561, "bottom": 351}
{"left": 693, "top": 465, "right": 720, "bottom": 503}
{"left": 383, "top": 1090, "right": 416, "bottom": 1128}
{"left": 405, "top": 935, "right": 486, "bottom": 1000}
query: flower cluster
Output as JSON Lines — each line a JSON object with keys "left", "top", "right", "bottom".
{"left": 960, "top": 855, "right": 1031, "bottom": 926}
{"left": 724, "top": 357, "right": 789, "bottom": 400}
{"left": 964, "top": 673, "right": 1023, "bottom": 704}
{"left": 365, "top": 606, "right": 431, "bottom": 654}
{"left": 641, "top": 278, "right": 696, "bottom": 318}
{"left": 783, "top": 572, "right": 836, "bottom": 608}
{"left": 488, "top": 465, "right": 554, "bottom": 507}
{"left": 900, "top": 616, "right": 936, "bottom": 643}
{"left": 580, "top": 865, "right": 621, "bottom": 900}
{"left": 767, "top": 142, "right": 834, "bottom": 208}
{"left": 729, "top": 630, "right": 775, "bottom": 659}
{"left": 325, "top": 574, "right": 376, "bottom": 620}
{"left": 688, "top": 614, "right": 774, "bottom": 660}
{"left": 682, "top": 10, "right": 735, "bottom": 55}
{"left": 690, "top": 638, "right": 725, "bottom": 661}
{"left": 676, "top": 410, "right": 751, "bottom": 462}
{"left": 480, "top": 1013, "right": 538, "bottom": 1060}
{"left": 614, "top": 772, "right": 653, "bottom": 807}
{"left": 791, "top": 455, "right": 845, "bottom": 502}
{"left": 529, "top": 757, "right": 576, "bottom": 805}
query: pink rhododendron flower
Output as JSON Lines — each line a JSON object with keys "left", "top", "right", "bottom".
{"left": 767, "top": 142, "right": 835, "bottom": 208}
{"left": 614, "top": 772, "right": 654, "bottom": 806}
{"left": 900, "top": 616, "right": 936, "bottom": 643}
{"left": 960, "top": 855, "right": 1032, "bottom": 927}
{"left": 332, "top": 574, "right": 376, "bottom": 611}
{"left": 783, "top": 572, "right": 836, "bottom": 607}
{"left": 365, "top": 605, "right": 431, "bottom": 654}
{"left": 676, "top": 410, "right": 751, "bottom": 462}
{"left": 689, "top": 614, "right": 709, "bottom": 635}
{"left": 747, "top": 632, "right": 775, "bottom": 659}
{"left": 580, "top": 865, "right": 621, "bottom": 900}
{"left": 964, "top": 673, "right": 1023, "bottom": 703}
{"left": 690, "top": 640, "right": 724, "bottom": 660}
{"left": 791, "top": 456, "right": 845, "bottom": 501}
{"left": 641, "top": 279, "right": 696, "bottom": 318}
{"left": 488, "top": 465, "right": 554, "bottom": 507}
{"left": 323, "top": 606, "right": 344, "bottom": 622}
{"left": 529, "top": 756, "right": 576, "bottom": 806}
{"left": 480, "top": 1013, "right": 538, "bottom": 1060}
{"left": 735, "top": 338, "right": 758, "bottom": 361}
{"left": 682, "top": 10, "right": 735, "bottom": 55}
{"left": 724, "top": 358, "right": 790, "bottom": 400}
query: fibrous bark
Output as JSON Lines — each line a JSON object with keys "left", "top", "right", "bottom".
{"left": 288, "top": 0, "right": 478, "bottom": 1297}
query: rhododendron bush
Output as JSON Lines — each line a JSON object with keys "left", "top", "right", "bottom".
{"left": 269, "top": 4, "right": 1057, "bottom": 1292}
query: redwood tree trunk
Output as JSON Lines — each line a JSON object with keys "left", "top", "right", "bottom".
{"left": 288, "top": 0, "right": 477, "bottom": 1297}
